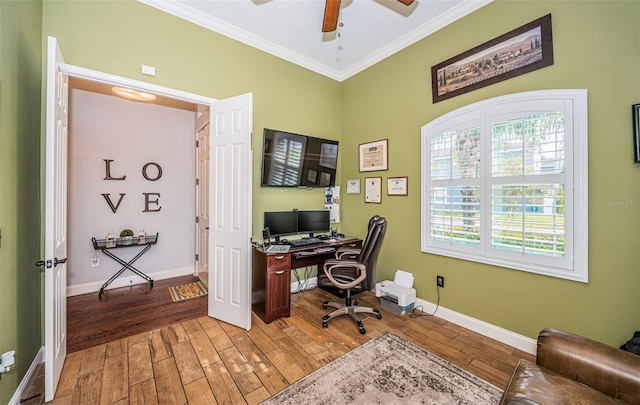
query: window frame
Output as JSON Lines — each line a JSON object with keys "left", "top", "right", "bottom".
{"left": 421, "top": 90, "right": 588, "bottom": 282}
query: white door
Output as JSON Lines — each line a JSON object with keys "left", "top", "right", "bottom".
{"left": 208, "top": 94, "right": 253, "bottom": 330}
{"left": 195, "top": 112, "right": 210, "bottom": 279}
{"left": 44, "top": 36, "right": 69, "bottom": 402}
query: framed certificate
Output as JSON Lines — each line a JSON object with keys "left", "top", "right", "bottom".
{"left": 359, "top": 139, "right": 388, "bottom": 172}
{"left": 387, "top": 176, "right": 408, "bottom": 196}
{"left": 346, "top": 179, "right": 361, "bottom": 194}
{"left": 364, "top": 177, "right": 382, "bottom": 204}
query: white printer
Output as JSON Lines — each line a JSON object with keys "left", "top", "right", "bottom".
{"left": 375, "top": 280, "right": 416, "bottom": 314}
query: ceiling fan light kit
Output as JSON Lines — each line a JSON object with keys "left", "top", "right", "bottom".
{"left": 322, "top": 0, "right": 415, "bottom": 33}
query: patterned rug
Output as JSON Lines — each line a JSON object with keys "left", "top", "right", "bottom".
{"left": 261, "top": 331, "right": 503, "bottom": 404}
{"left": 168, "top": 280, "right": 208, "bottom": 302}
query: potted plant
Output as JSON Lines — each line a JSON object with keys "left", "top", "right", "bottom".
{"left": 119, "top": 229, "right": 134, "bottom": 245}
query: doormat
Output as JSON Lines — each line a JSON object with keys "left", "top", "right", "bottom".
{"left": 168, "top": 280, "right": 208, "bottom": 302}
{"left": 261, "top": 331, "right": 502, "bottom": 404}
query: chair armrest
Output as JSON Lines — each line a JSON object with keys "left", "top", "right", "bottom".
{"left": 537, "top": 328, "right": 640, "bottom": 404}
{"left": 334, "top": 247, "right": 360, "bottom": 260}
{"left": 323, "top": 259, "right": 366, "bottom": 290}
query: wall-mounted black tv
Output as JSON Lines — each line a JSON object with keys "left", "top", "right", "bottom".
{"left": 261, "top": 128, "right": 338, "bottom": 188}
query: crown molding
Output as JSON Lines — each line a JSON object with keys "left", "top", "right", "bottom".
{"left": 139, "top": 0, "right": 492, "bottom": 82}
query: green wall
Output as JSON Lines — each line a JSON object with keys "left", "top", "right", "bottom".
{"left": 0, "top": 1, "right": 44, "bottom": 403}
{"left": 42, "top": 0, "right": 342, "bottom": 241}
{"left": 41, "top": 0, "right": 640, "bottom": 346}
{"left": 0, "top": 1, "right": 634, "bottom": 400}
{"left": 342, "top": 0, "right": 640, "bottom": 345}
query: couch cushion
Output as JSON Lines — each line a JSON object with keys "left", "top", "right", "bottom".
{"left": 501, "top": 360, "right": 628, "bottom": 405}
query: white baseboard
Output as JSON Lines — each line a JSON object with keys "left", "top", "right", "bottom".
{"left": 415, "top": 297, "right": 537, "bottom": 355}
{"left": 8, "top": 347, "right": 44, "bottom": 405}
{"left": 296, "top": 275, "right": 537, "bottom": 355}
{"left": 291, "top": 276, "right": 318, "bottom": 293}
{"left": 67, "top": 266, "right": 195, "bottom": 296}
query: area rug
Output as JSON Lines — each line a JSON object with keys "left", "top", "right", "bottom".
{"left": 261, "top": 331, "right": 502, "bottom": 404}
{"left": 168, "top": 280, "right": 208, "bottom": 302}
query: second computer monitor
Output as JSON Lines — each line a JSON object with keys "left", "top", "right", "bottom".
{"left": 297, "top": 210, "right": 330, "bottom": 237}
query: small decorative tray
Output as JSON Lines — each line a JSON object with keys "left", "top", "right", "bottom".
{"left": 92, "top": 233, "right": 158, "bottom": 249}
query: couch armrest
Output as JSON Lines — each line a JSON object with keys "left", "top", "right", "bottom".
{"left": 537, "top": 328, "right": 640, "bottom": 405}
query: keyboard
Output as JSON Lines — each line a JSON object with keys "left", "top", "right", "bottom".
{"left": 289, "top": 237, "right": 322, "bottom": 247}
{"left": 265, "top": 245, "right": 290, "bottom": 253}
{"left": 292, "top": 246, "right": 335, "bottom": 258}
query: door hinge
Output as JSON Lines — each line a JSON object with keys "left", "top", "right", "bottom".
{"left": 196, "top": 217, "right": 199, "bottom": 224}
{"left": 196, "top": 140, "right": 199, "bottom": 148}
{"left": 195, "top": 253, "right": 199, "bottom": 261}
{"left": 196, "top": 178, "right": 199, "bottom": 186}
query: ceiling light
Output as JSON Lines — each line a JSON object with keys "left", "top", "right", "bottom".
{"left": 112, "top": 86, "right": 156, "bottom": 101}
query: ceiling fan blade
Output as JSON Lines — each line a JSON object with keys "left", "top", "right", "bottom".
{"left": 397, "top": 0, "right": 415, "bottom": 5}
{"left": 322, "top": 0, "right": 341, "bottom": 33}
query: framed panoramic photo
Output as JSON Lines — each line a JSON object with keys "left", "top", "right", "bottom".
{"left": 359, "top": 139, "right": 388, "bottom": 172}
{"left": 431, "top": 14, "right": 554, "bottom": 103}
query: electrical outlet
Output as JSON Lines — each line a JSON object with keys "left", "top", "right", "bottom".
{"left": 92, "top": 256, "right": 100, "bottom": 267}
{"left": 437, "top": 275, "right": 444, "bottom": 288}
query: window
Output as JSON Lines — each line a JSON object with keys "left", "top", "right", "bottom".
{"left": 421, "top": 90, "right": 588, "bottom": 282}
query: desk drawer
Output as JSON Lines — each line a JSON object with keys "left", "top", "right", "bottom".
{"left": 343, "top": 241, "right": 362, "bottom": 248}
{"left": 266, "top": 253, "right": 291, "bottom": 270}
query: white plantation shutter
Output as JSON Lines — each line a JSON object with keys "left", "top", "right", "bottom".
{"left": 421, "top": 90, "right": 588, "bottom": 282}
{"left": 429, "top": 126, "right": 481, "bottom": 248}
{"left": 490, "top": 111, "right": 566, "bottom": 259}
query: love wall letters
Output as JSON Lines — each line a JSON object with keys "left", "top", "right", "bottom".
{"left": 102, "top": 159, "right": 163, "bottom": 213}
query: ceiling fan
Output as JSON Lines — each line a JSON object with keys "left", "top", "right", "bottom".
{"left": 322, "top": 0, "right": 415, "bottom": 32}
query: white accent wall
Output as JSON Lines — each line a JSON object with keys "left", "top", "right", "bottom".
{"left": 68, "top": 89, "right": 196, "bottom": 295}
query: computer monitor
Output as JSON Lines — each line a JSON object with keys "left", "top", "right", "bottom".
{"left": 297, "top": 210, "right": 331, "bottom": 237}
{"left": 263, "top": 211, "right": 298, "bottom": 242}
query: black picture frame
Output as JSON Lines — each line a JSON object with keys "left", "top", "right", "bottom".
{"left": 633, "top": 104, "right": 640, "bottom": 162}
{"left": 431, "top": 14, "right": 554, "bottom": 103}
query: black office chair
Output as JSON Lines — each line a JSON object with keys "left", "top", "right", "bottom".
{"left": 320, "top": 217, "right": 387, "bottom": 334}
{"left": 332, "top": 214, "right": 380, "bottom": 261}
{"left": 317, "top": 215, "right": 381, "bottom": 298}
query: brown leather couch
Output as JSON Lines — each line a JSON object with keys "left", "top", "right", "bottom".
{"left": 500, "top": 328, "right": 640, "bottom": 404}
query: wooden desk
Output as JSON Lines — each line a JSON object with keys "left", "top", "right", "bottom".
{"left": 252, "top": 237, "right": 362, "bottom": 323}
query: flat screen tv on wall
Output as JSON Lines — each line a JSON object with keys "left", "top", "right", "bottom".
{"left": 261, "top": 128, "right": 339, "bottom": 188}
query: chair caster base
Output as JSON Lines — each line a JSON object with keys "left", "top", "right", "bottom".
{"left": 373, "top": 308, "right": 382, "bottom": 319}
{"left": 322, "top": 321, "right": 328, "bottom": 328}
{"left": 322, "top": 301, "right": 329, "bottom": 309}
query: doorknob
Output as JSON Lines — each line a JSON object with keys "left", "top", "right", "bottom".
{"left": 54, "top": 257, "right": 67, "bottom": 267}
{"left": 35, "top": 260, "right": 52, "bottom": 269}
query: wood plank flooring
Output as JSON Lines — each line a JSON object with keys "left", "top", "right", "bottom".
{"left": 67, "top": 275, "right": 208, "bottom": 353}
{"left": 42, "top": 278, "right": 534, "bottom": 404}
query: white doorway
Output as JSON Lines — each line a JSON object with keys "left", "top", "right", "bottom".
{"left": 45, "top": 37, "right": 253, "bottom": 400}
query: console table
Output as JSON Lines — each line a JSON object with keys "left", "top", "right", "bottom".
{"left": 252, "top": 237, "right": 362, "bottom": 323}
{"left": 92, "top": 233, "right": 158, "bottom": 298}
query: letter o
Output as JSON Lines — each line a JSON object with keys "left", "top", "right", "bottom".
{"left": 142, "top": 162, "right": 163, "bottom": 181}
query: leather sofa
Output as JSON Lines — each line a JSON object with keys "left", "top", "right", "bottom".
{"left": 500, "top": 328, "right": 640, "bottom": 404}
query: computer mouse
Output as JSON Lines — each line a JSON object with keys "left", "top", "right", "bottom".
{"left": 337, "top": 233, "right": 345, "bottom": 238}
{"left": 280, "top": 239, "right": 288, "bottom": 244}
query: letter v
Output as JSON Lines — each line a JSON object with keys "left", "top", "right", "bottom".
{"left": 101, "top": 193, "right": 126, "bottom": 213}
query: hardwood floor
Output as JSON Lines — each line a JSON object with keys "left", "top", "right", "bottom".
{"left": 67, "top": 275, "right": 208, "bottom": 353}
{"left": 45, "top": 278, "right": 533, "bottom": 404}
